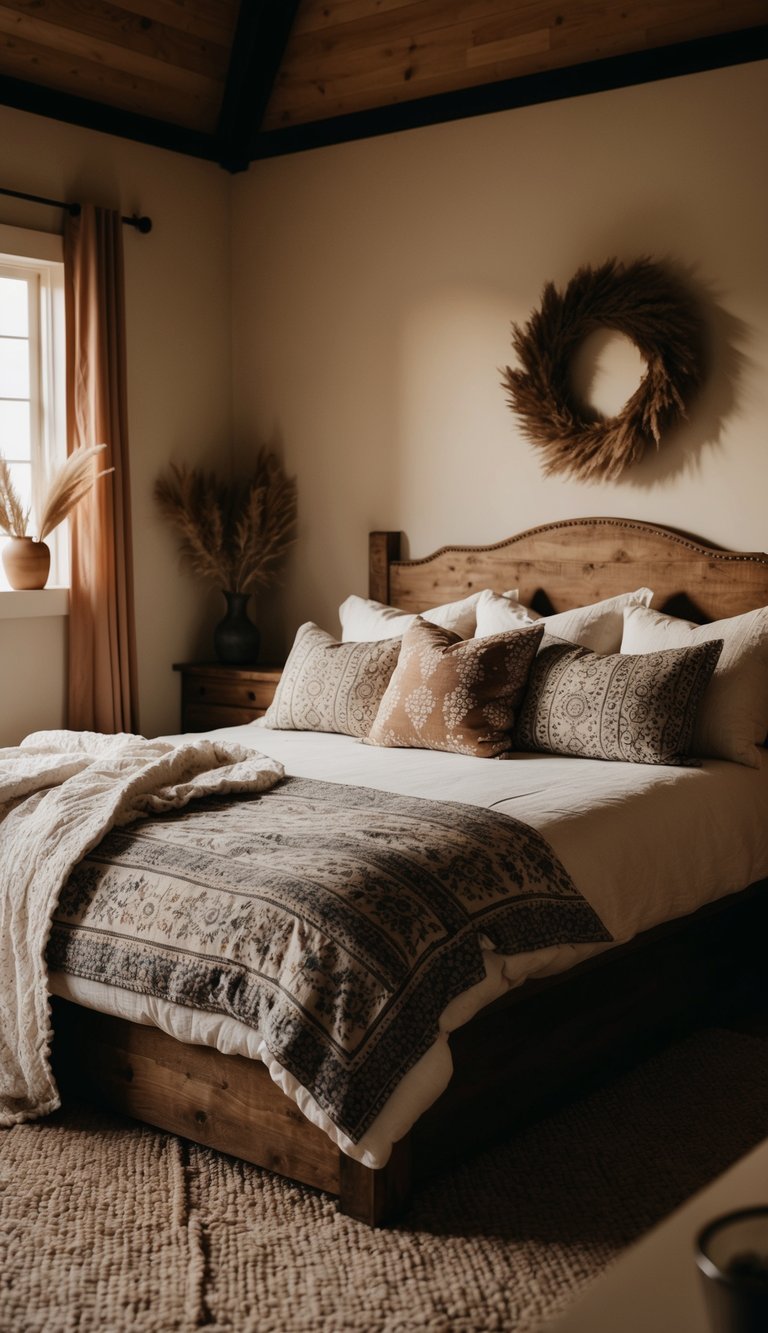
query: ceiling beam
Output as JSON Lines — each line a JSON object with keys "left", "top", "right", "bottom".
{"left": 249, "top": 25, "right": 768, "bottom": 162}
{"left": 215, "top": 0, "right": 303, "bottom": 173}
{"left": 0, "top": 70, "right": 217, "bottom": 163}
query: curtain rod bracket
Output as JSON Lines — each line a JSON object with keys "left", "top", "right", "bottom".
{"left": 0, "top": 186, "right": 150, "bottom": 233}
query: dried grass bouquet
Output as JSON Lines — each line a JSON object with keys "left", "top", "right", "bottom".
{"left": 154, "top": 449, "right": 297, "bottom": 595}
{"left": 0, "top": 443, "right": 111, "bottom": 541}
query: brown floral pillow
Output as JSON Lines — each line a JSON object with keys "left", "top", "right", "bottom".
{"left": 366, "top": 618, "right": 544, "bottom": 758}
{"left": 514, "top": 638, "right": 724, "bottom": 765}
{"left": 262, "top": 622, "right": 401, "bottom": 737}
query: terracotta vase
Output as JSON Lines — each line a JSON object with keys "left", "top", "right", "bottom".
{"left": 2, "top": 536, "right": 51, "bottom": 590}
{"left": 213, "top": 590, "right": 261, "bottom": 665}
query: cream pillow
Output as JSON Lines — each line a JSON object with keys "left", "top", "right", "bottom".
{"left": 339, "top": 590, "right": 518, "bottom": 643}
{"left": 474, "top": 587, "right": 654, "bottom": 653}
{"left": 366, "top": 618, "right": 544, "bottom": 758}
{"left": 262, "top": 623, "right": 401, "bottom": 737}
{"left": 621, "top": 604, "right": 768, "bottom": 767}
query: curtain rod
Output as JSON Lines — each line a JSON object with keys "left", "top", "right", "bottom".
{"left": 0, "top": 186, "right": 152, "bottom": 233}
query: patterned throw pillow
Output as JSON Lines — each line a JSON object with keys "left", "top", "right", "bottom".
{"left": 366, "top": 618, "right": 544, "bottom": 758}
{"left": 514, "top": 639, "right": 724, "bottom": 765}
{"left": 622, "top": 604, "right": 768, "bottom": 767}
{"left": 262, "top": 623, "right": 401, "bottom": 737}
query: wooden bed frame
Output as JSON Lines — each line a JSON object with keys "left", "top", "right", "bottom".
{"left": 52, "top": 517, "right": 768, "bottom": 1226}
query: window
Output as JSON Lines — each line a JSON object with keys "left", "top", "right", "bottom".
{"left": 0, "top": 224, "right": 66, "bottom": 589}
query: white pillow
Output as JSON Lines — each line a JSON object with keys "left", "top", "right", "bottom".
{"left": 339, "top": 590, "right": 518, "bottom": 643}
{"left": 621, "top": 603, "right": 768, "bottom": 767}
{"left": 474, "top": 587, "right": 654, "bottom": 654}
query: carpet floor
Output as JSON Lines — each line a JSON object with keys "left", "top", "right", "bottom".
{"left": 1, "top": 1026, "right": 767, "bottom": 1333}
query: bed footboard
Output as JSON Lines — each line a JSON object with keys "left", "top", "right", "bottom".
{"left": 50, "top": 999, "right": 410, "bottom": 1226}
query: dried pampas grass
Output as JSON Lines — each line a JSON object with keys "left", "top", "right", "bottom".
{"left": 155, "top": 450, "right": 297, "bottom": 594}
{"left": 502, "top": 258, "right": 705, "bottom": 482}
{"left": 0, "top": 444, "right": 112, "bottom": 540}
{"left": 0, "top": 456, "right": 29, "bottom": 537}
{"left": 38, "top": 445, "right": 113, "bottom": 540}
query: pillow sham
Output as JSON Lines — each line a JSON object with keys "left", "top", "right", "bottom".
{"left": 514, "top": 638, "right": 723, "bottom": 766}
{"left": 366, "top": 618, "right": 544, "bottom": 759}
{"left": 621, "top": 604, "right": 768, "bottom": 767}
{"left": 262, "top": 622, "right": 401, "bottom": 738}
{"left": 339, "top": 590, "right": 518, "bottom": 643}
{"left": 474, "top": 587, "right": 654, "bottom": 653}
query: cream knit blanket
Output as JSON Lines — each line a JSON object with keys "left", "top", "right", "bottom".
{"left": 0, "top": 730, "right": 284, "bottom": 1127}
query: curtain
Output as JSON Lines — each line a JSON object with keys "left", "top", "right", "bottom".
{"left": 64, "top": 204, "right": 138, "bottom": 733}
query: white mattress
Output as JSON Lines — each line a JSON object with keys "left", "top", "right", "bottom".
{"left": 50, "top": 725, "right": 768, "bottom": 1168}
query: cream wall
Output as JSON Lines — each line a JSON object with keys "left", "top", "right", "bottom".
{"left": 231, "top": 60, "right": 768, "bottom": 654}
{"left": 0, "top": 104, "right": 231, "bottom": 743}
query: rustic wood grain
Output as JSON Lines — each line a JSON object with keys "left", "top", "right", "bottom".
{"left": 0, "top": 25, "right": 222, "bottom": 130}
{"left": 0, "top": 0, "right": 233, "bottom": 130}
{"left": 173, "top": 663, "right": 282, "bottom": 732}
{"left": 264, "top": 0, "right": 766, "bottom": 128}
{"left": 378, "top": 517, "right": 768, "bottom": 623}
{"left": 52, "top": 1000, "right": 342, "bottom": 1194}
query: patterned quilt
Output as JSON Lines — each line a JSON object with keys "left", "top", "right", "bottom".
{"left": 49, "top": 777, "right": 611, "bottom": 1142}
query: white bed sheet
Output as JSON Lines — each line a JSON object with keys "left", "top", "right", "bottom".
{"left": 50, "top": 725, "right": 768, "bottom": 1168}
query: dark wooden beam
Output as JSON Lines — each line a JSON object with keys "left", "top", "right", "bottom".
{"left": 250, "top": 25, "right": 768, "bottom": 162}
{"left": 0, "top": 72, "right": 217, "bottom": 163}
{"left": 215, "top": 0, "right": 303, "bottom": 173}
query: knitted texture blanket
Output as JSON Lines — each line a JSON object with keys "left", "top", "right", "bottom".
{"left": 0, "top": 730, "right": 283, "bottom": 1127}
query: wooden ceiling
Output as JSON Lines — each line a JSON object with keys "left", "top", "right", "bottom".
{"left": 0, "top": 1, "right": 765, "bottom": 171}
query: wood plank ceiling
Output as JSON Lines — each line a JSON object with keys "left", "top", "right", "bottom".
{"left": 0, "top": 1, "right": 765, "bottom": 170}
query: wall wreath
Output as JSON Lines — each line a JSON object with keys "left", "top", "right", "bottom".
{"left": 502, "top": 257, "right": 705, "bottom": 482}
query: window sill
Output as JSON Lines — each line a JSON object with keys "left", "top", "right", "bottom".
{"left": 0, "top": 588, "right": 69, "bottom": 619}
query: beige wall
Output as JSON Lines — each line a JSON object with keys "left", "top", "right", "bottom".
{"left": 231, "top": 60, "right": 768, "bottom": 654}
{"left": 0, "top": 104, "right": 231, "bottom": 742}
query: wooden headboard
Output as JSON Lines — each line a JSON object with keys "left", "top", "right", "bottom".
{"left": 369, "top": 518, "right": 768, "bottom": 624}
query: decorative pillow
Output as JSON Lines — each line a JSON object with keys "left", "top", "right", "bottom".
{"left": 621, "top": 604, "right": 768, "bottom": 767}
{"left": 262, "top": 623, "right": 401, "bottom": 738}
{"left": 366, "top": 618, "right": 544, "bottom": 758}
{"left": 514, "top": 638, "right": 723, "bottom": 766}
{"left": 474, "top": 587, "right": 654, "bottom": 653}
{"left": 339, "top": 590, "right": 518, "bottom": 643}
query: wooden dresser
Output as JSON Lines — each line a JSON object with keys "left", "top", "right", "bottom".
{"left": 173, "top": 663, "right": 282, "bottom": 732}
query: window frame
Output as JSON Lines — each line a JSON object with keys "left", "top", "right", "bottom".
{"left": 0, "top": 223, "right": 66, "bottom": 589}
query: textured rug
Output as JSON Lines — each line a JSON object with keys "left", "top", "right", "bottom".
{"left": 1, "top": 1027, "right": 767, "bottom": 1333}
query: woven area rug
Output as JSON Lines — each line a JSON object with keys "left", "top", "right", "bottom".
{"left": 2, "top": 1026, "right": 767, "bottom": 1333}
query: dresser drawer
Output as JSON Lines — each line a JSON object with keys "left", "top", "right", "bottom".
{"left": 182, "top": 676, "right": 278, "bottom": 712}
{"left": 173, "top": 663, "right": 282, "bottom": 734}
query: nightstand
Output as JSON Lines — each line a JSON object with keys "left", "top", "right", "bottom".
{"left": 173, "top": 662, "right": 282, "bottom": 732}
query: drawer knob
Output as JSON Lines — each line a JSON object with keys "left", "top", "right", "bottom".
{"left": 197, "top": 686, "right": 207, "bottom": 697}
{"left": 247, "top": 690, "right": 256, "bottom": 701}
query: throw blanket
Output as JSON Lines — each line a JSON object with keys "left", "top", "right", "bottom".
{"left": 0, "top": 731, "right": 284, "bottom": 1127}
{"left": 49, "top": 777, "right": 612, "bottom": 1142}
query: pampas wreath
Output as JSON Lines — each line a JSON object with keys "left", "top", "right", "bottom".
{"left": 502, "top": 258, "right": 705, "bottom": 482}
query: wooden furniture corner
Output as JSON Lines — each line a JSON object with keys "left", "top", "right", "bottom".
{"left": 173, "top": 662, "right": 282, "bottom": 732}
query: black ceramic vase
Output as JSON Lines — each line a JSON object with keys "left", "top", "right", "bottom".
{"left": 213, "top": 590, "right": 261, "bottom": 665}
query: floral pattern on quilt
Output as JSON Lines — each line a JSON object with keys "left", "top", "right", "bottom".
{"left": 49, "top": 777, "right": 610, "bottom": 1141}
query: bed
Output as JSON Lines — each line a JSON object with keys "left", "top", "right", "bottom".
{"left": 42, "top": 516, "right": 768, "bottom": 1225}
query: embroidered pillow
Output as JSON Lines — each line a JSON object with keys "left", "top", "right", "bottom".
{"left": 339, "top": 590, "right": 519, "bottom": 643}
{"left": 366, "top": 618, "right": 544, "bottom": 758}
{"left": 262, "top": 623, "right": 401, "bottom": 737}
{"left": 474, "top": 587, "right": 654, "bottom": 653}
{"left": 514, "top": 638, "right": 723, "bottom": 765}
{"left": 622, "top": 604, "right": 768, "bottom": 767}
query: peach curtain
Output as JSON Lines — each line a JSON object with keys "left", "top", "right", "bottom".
{"left": 64, "top": 204, "right": 138, "bottom": 733}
